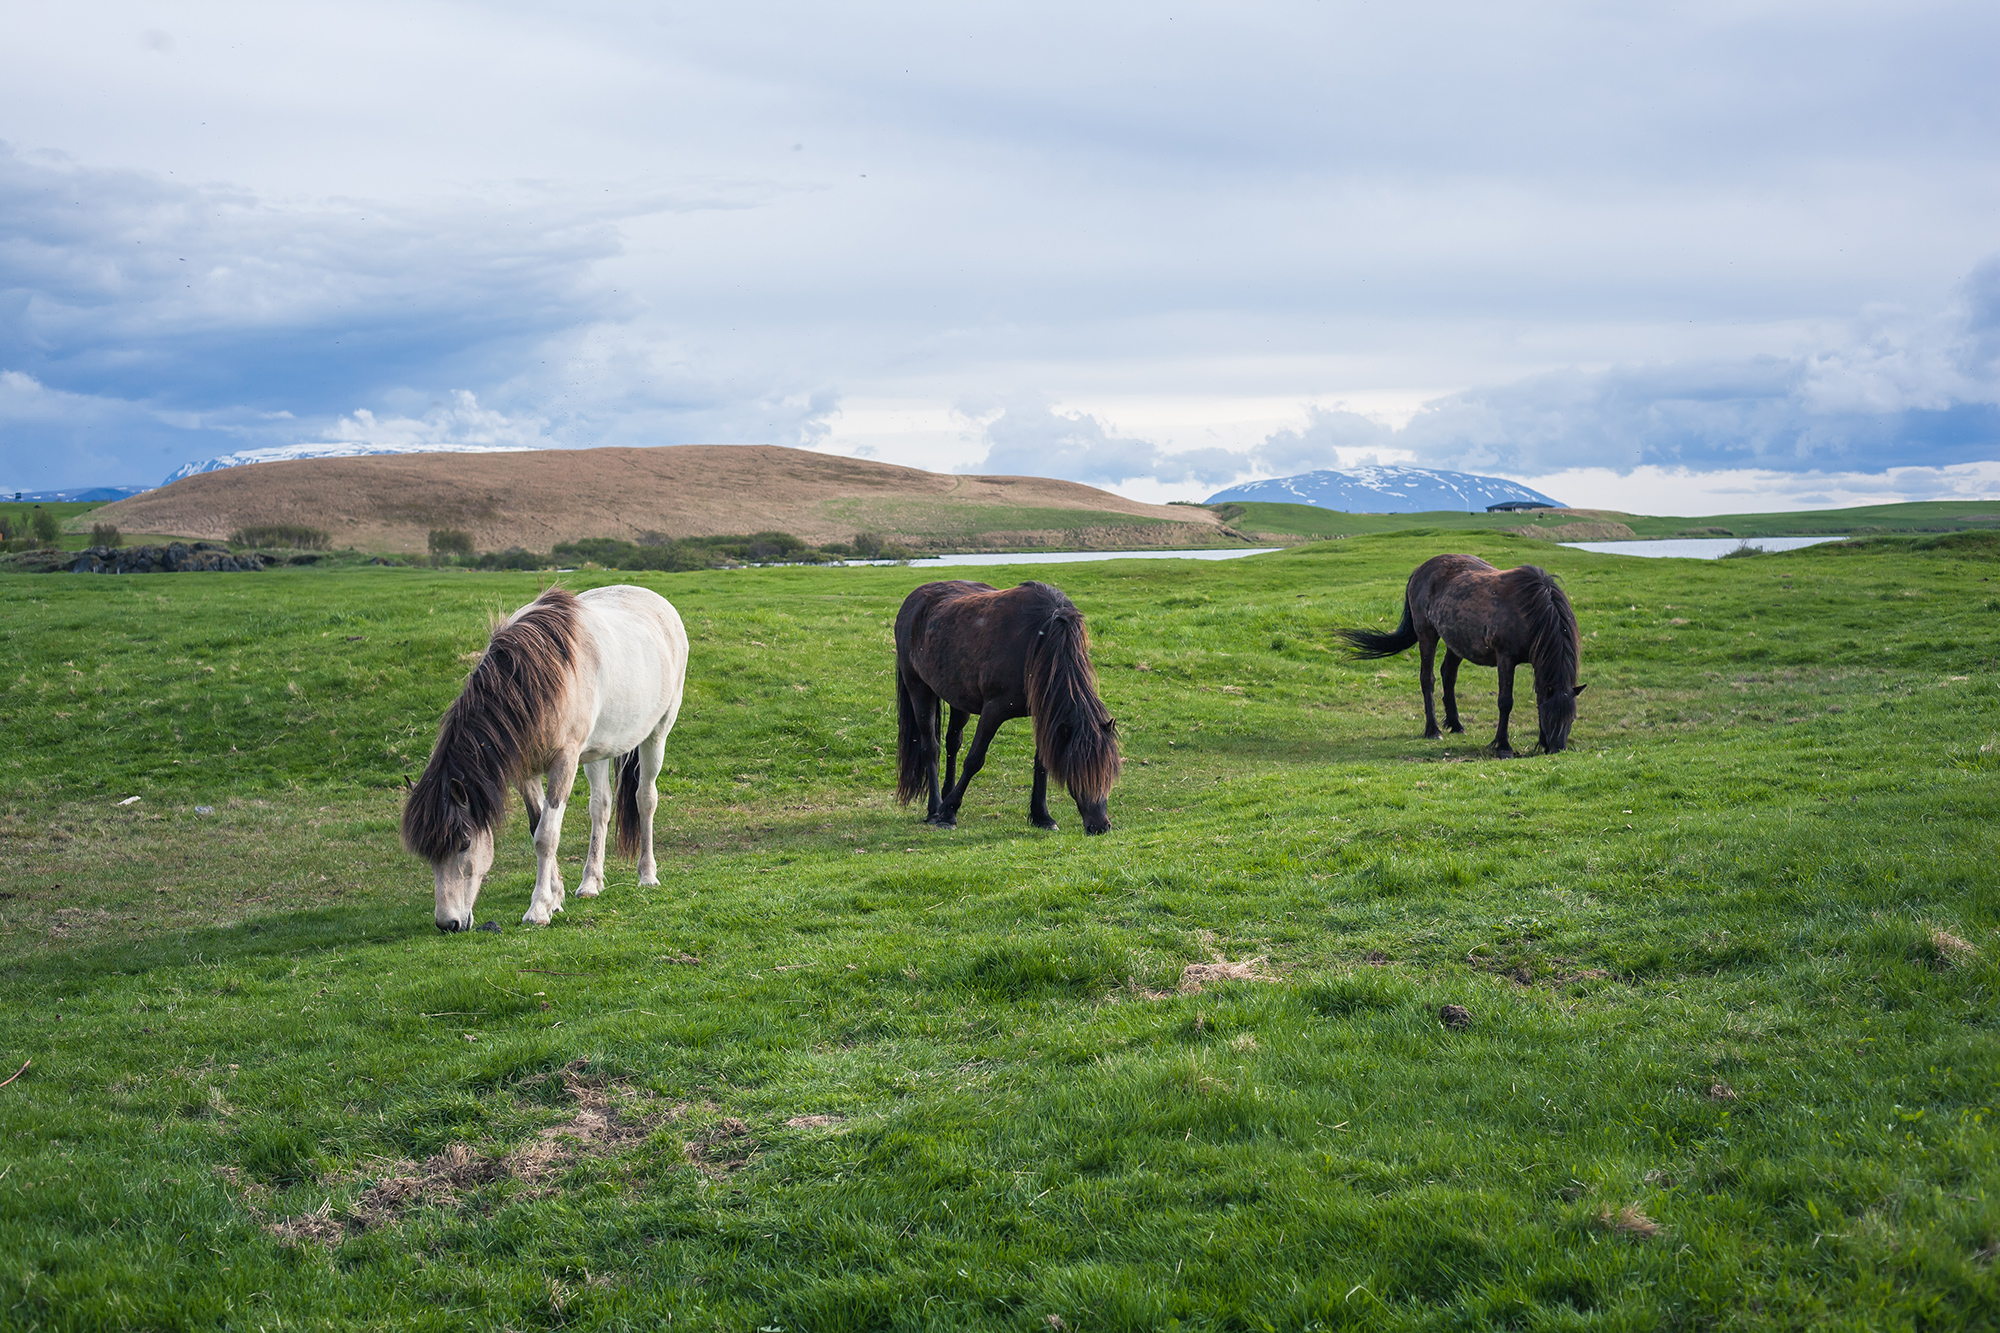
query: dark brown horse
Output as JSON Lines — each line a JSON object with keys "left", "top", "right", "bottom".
{"left": 895, "top": 580, "right": 1121, "bottom": 833}
{"left": 1338, "top": 554, "right": 1584, "bottom": 756}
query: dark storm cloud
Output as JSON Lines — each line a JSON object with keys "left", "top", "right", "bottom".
{"left": 0, "top": 143, "right": 620, "bottom": 410}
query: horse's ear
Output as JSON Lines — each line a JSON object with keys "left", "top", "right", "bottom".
{"left": 1573, "top": 683, "right": 1587, "bottom": 696}
{"left": 448, "top": 776, "right": 469, "bottom": 808}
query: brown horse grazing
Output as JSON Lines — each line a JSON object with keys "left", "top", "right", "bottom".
{"left": 1338, "top": 554, "right": 1585, "bottom": 756}
{"left": 895, "top": 580, "right": 1121, "bottom": 833}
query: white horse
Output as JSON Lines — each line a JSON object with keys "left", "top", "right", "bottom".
{"left": 402, "top": 585, "right": 688, "bottom": 930}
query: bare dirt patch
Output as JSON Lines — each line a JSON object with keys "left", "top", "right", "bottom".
{"left": 1177, "top": 956, "right": 1277, "bottom": 993}
{"left": 266, "top": 1061, "right": 679, "bottom": 1247}
{"left": 783, "top": 1114, "right": 844, "bottom": 1130}
{"left": 1926, "top": 928, "right": 1978, "bottom": 969}
{"left": 683, "top": 1117, "right": 756, "bottom": 1175}
{"left": 1597, "top": 1204, "right": 1663, "bottom": 1240}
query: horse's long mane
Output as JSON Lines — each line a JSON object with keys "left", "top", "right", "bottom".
{"left": 1027, "top": 601, "right": 1122, "bottom": 802}
{"left": 401, "top": 588, "right": 581, "bottom": 861}
{"left": 1514, "top": 566, "right": 1579, "bottom": 690}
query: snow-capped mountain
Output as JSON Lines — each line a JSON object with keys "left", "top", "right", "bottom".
{"left": 163, "top": 441, "right": 535, "bottom": 486}
{"left": 1207, "top": 466, "right": 1563, "bottom": 513}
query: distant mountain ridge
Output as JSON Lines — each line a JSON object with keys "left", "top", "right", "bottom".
{"left": 1207, "top": 466, "right": 1562, "bottom": 513}
{"left": 6, "top": 485, "right": 150, "bottom": 503}
{"left": 163, "top": 441, "right": 534, "bottom": 485}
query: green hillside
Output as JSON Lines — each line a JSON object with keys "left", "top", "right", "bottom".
{"left": 1216, "top": 498, "right": 2000, "bottom": 543}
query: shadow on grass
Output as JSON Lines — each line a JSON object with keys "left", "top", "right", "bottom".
{"left": 0, "top": 896, "right": 434, "bottom": 990}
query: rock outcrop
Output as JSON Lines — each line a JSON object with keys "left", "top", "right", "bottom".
{"left": 68, "top": 543, "right": 266, "bottom": 574}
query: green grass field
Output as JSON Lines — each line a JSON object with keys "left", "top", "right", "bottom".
{"left": 3, "top": 533, "right": 1999, "bottom": 1330}
{"left": 1220, "top": 499, "right": 2000, "bottom": 543}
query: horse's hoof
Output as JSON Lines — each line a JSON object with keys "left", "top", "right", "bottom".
{"left": 638, "top": 873, "right": 660, "bottom": 887}
{"left": 1447, "top": 724, "right": 1466, "bottom": 734}
{"left": 1423, "top": 729, "right": 1442, "bottom": 740}
{"left": 1031, "top": 817, "right": 1059, "bottom": 831}
{"left": 522, "top": 913, "right": 549, "bottom": 926}
{"left": 1494, "top": 747, "right": 1515, "bottom": 759}
{"left": 575, "top": 885, "right": 601, "bottom": 899}
{"left": 932, "top": 817, "right": 957, "bottom": 830}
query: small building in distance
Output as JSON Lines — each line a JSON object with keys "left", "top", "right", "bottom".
{"left": 1486, "top": 500, "right": 1559, "bottom": 512}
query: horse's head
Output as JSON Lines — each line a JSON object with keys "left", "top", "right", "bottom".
{"left": 1075, "top": 788, "right": 1113, "bottom": 836}
{"left": 1057, "top": 716, "right": 1118, "bottom": 835}
{"left": 1537, "top": 681, "right": 1585, "bottom": 753}
{"left": 431, "top": 822, "right": 495, "bottom": 932}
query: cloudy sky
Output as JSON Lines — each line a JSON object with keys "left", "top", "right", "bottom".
{"left": 3, "top": 0, "right": 1997, "bottom": 512}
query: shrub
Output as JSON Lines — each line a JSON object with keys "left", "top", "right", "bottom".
{"left": 475, "top": 547, "right": 551, "bottom": 571}
{"left": 848, "top": 531, "right": 915, "bottom": 561}
{"left": 428, "top": 528, "right": 474, "bottom": 562}
{"left": 30, "top": 508, "right": 61, "bottom": 544}
{"left": 548, "top": 532, "right": 841, "bottom": 572}
{"left": 229, "top": 524, "right": 330, "bottom": 550}
{"left": 90, "top": 523, "right": 121, "bottom": 548}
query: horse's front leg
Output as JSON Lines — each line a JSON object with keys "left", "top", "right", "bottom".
{"left": 524, "top": 753, "right": 579, "bottom": 924}
{"left": 1441, "top": 651, "right": 1466, "bottom": 733}
{"left": 575, "top": 757, "right": 613, "bottom": 899}
{"left": 1029, "top": 752, "right": 1058, "bottom": 830}
{"left": 937, "top": 711, "right": 1007, "bottom": 827}
{"left": 519, "top": 778, "right": 547, "bottom": 840}
{"left": 1418, "top": 631, "right": 1442, "bottom": 739}
{"left": 1492, "top": 658, "right": 1517, "bottom": 759}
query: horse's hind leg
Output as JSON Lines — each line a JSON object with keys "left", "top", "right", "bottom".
{"left": 908, "top": 680, "right": 944, "bottom": 822}
{"left": 1441, "top": 651, "right": 1466, "bottom": 734}
{"left": 1418, "top": 631, "right": 1442, "bottom": 739}
{"left": 1492, "top": 658, "right": 1517, "bottom": 759}
{"left": 1029, "top": 752, "right": 1058, "bottom": 830}
{"left": 575, "top": 757, "right": 613, "bottom": 899}
{"left": 937, "top": 707, "right": 969, "bottom": 821}
{"left": 524, "top": 752, "right": 577, "bottom": 925}
{"left": 937, "top": 711, "right": 1006, "bottom": 827}
{"left": 634, "top": 724, "right": 669, "bottom": 886}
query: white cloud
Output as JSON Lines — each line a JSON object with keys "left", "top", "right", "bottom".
{"left": 326, "top": 393, "right": 551, "bottom": 450}
{"left": 1519, "top": 462, "right": 2000, "bottom": 516}
{"left": 964, "top": 398, "right": 1242, "bottom": 487}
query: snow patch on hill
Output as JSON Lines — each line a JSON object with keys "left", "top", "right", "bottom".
{"left": 1207, "top": 466, "right": 1563, "bottom": 513}
{"left": 163, "top": 441, "right": 535, "bottom": 486}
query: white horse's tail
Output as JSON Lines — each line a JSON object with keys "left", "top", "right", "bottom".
{"left": 614, "top": 748, "right": 644, "bottom": 858}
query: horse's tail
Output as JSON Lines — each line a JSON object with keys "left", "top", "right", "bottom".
{"left": 1027, "top": 607, "right": 1121, "bottom": 801}
{"left": 613, "top": 747, "right": 644, "bottom": 858}
{"left": 1337, "top": 600, "right": 1418, "bottom": 659}
{"left": 894, "top": 666, "right": 932, "bottom": 805}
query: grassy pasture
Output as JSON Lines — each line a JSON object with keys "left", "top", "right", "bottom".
{"left": 2, "top": 532, "right": 1999, "bottom": 1331}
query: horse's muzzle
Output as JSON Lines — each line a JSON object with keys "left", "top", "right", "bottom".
{"left": 437, "top": 918, "right": 466, "bottom": 933}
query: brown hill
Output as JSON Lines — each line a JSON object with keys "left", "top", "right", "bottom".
{"left": 91, "top": 445, "right": 1232, "bottom": 555}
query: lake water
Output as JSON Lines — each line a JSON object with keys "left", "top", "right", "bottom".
{"left": 844, "top": 547, "right": 1283, "bottom": 568}
{"left": 1559, "top": 535, "right": 1848, "bottom": 559}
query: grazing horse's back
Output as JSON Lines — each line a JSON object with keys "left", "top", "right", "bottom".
{"left": 1337, "top": 554, "right": 1584, "bottom": 755}
{"left": 405, "top": 583, "right": 689, "bottom": 931}
{"left": 895, "top": 580, "right": 1120, "bottom": 833}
